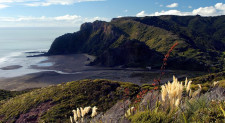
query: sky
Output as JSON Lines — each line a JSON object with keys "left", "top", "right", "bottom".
{"left": 0, "top": 0, "right": 225, "bottom": 27}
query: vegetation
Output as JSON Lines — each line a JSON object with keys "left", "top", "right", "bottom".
{"left": 1, "top": 15, "right": 225, "bottom": 123}
{"left": 191, "top": 71, "right": 225, "bottom": 84}
{"left": 0, "top": 79, "right": 140, "bottom": 122}
{"left": 128, "top": 76, "right": 225, "bottom": 123}
{"left": 129, "top": 110, "right": 174, "bottom": 123}
{"left": 129, "top": 96, "right": 225, "bottom": 123}
{"left": 48, "top": 15, "right": 225, "bottom": 71}
{"left": 0, "top": 89, "right": 33, "bottom": 101}
{"left": 0, "top": 74, "right": 224, "bottom": 122}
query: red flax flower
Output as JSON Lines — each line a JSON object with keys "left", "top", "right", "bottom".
{"left": 135, "top": 89, "right": 148, "bottom": 103}
{"left": 158, "top": 42, "right": 179, "bottom": 86}
{"left": 154, "top": 87, "right": 158, "bottom": 90}
{"left": 142, "top": 90, "right": 148, "bottom": 94}
{"left": 137, "top": 94, "right": 141, "bottom": 99}
{"left": 123, "top": 88, "right": 130, "bottom": 98}
{"left": 134, "top": 42, "right": 178, "bottom": 105}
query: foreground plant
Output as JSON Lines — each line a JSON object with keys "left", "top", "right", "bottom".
{"left": 161, "top": 76, "right": 184, "bottom": 107}
{"left": 125, "top": 107, "right": 135, "bottom": 117}
{"left": 161, "top": 75, "right": 203, "bottom": 108}
{"left": 70, "top": 106, "right": 97, "bottom": 123}
{"left": 182, "top": 97, "right": 225, "bottom": 122}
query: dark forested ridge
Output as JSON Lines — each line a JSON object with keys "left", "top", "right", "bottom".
{"left": 48, "top": 15, "right": 225, "bottom": 71}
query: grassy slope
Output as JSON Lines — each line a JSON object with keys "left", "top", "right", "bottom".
{"left": 129, "top": 77, "right": 225, "bottom": 123}
{"left": 48, "top": 15, "right": 225, "bottom": 71}
{"left": 0, "top": 72, "right": 225, "bottom": 122}
{"left": 0, "top": 79, "right": 140, "bottom": 123}
{"left": 112, "top": 16, "right": 225, "bottom": 71}
{"left": 0, "top": 89, "right": 32, "bottom": 101}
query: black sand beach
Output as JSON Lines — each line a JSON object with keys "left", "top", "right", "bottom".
{"left": 0, "top": 54, "right": 204, "bottom": 91}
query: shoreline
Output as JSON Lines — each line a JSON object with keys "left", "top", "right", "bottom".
{"left": 0, "top": 54, "right": 206, "bottom": 91}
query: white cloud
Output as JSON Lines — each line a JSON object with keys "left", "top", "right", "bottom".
{"left": 0, "top": 4, "right": 9, "bottom": 9}
{"left": 0, "top": 0, "right": 39, "bottom": 4}
{"left": 215, "top": 3, "right": 225, "bottom": 10}
{"left": 166, "top": 3, "right": 178, "bottom": 8}
{"left": 192, "top": 6, "right": 217, "bottom": 16}
{"left": 136, "top": 11, "right": 146, "bottom": 17}
{"left": 136, "top": 10, "right": 191, "bottom": 17}
{"left": 0, "top": 0, "right": 26, "bottom": 3}
{"left": 0, "top": 15, "right": 109, "bottom": 27}
{"left": 136, "top": 3, "right": 225, "bottom": 17}
{"left": 0, "top": 0, "right": 105, "bottom": 8}
{"left": 24, "top": 0, "right": 105, "bottom": 6}
{"left": 154, "top": 10, "right": 191, "bottom": 16}
{"left": 55, "top": 15, "right": 81, "bottom": 21}
{"left": 188, "top": 6, "right": 192, "bottom": 9}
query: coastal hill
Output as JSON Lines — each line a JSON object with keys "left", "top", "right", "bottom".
{"left": 48, "top": 15, "right": 225, "bottom": 71}
{"left": 1, "top": 73, "right": 225, "bottom": 122}
{"left": 0, "top": 79, "right": 140, "bottom": 122}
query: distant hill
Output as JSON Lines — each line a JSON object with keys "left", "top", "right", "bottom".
{"left": 48, "top": 15, "right": 225, "bottom": 71}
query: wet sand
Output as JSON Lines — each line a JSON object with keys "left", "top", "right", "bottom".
{"left": 0, "top": 54, "right": 145, "bottom": 91}
{"left": 0, "top": 54, "right": 204, "bottom": 91}
{"left": 0, "top": 65, "right": 22, "bottom": 70}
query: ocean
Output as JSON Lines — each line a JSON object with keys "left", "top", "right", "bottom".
{"left": 0, "top": 27, "right": 77, "bottom": 78}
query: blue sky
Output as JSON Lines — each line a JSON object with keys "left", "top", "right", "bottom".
{"left": 0, "top": 0, "right": 225, "bottom": 27}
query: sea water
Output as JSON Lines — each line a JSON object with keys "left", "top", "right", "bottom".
{"left": 0, "top": 27, "right": 77, "bottom": 78}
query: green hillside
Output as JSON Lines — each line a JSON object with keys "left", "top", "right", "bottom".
{"left": 0, "top": 89, "right": 32, "bottom": 102}
{"left": 48, "top": 15, "right": 225, "bottom": 71}
{"left": 1, "top": 75, "right": 225, "bottom": 122}
{"left": 0, "top": 79, "right": 139, "bottom": 123}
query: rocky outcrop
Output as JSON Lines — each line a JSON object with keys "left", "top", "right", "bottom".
{"left": 15, "top": 101, "right": 54, "bottom": 123}
{"left": 91, "top": 40, "right": 162, "bottom": 67}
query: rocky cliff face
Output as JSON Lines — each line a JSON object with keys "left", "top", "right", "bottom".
{"left": 91, "top": 40, "right": 162, "bottom": 67}
{"left": 48, "top": 15, "right": 225, "bottom": 70}
{"left": 48, "top": 21, "right": 125, "bottom": 56}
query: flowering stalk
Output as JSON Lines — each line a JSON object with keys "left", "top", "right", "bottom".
{"left": 151, "top": 42, "right": 178, "bottom": 92}
{"left": 159, "top": 42, "right": 179, "bottom": 86}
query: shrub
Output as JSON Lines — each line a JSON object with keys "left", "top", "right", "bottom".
{"left": 129, "top": 110, "right": 173, "bottom": 123}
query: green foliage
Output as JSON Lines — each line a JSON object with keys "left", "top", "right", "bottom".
{"left": 130, "top": 91, "right": 225, "bottom": 123}
{"left": 0, "top": 79, "right": 140, "bottom": 122}
{"left": 191, "top": 71, "right": 225, "bottom": 84}
{"left": 188, "top": 100, "right": 225, "bottom": 122}
{"left": 179, "top": 96, "right": 225, "bottom": 122}
{"left": 0, "top": 89, "right": 33, "bottom": 101}
{"left": 184, "top": 96, "right": 210, "bottom": 117}
{"left": 48, "top": 15, "right": 225, "bottom": 71}
{"left": 129, "top": 110, "right": 173, "bottom": 123}
{"left": 218, "top": 80, "right": 225, "bottom": 88}
{"left": 141, "top": 84, "right": 155, "bottom": 90}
